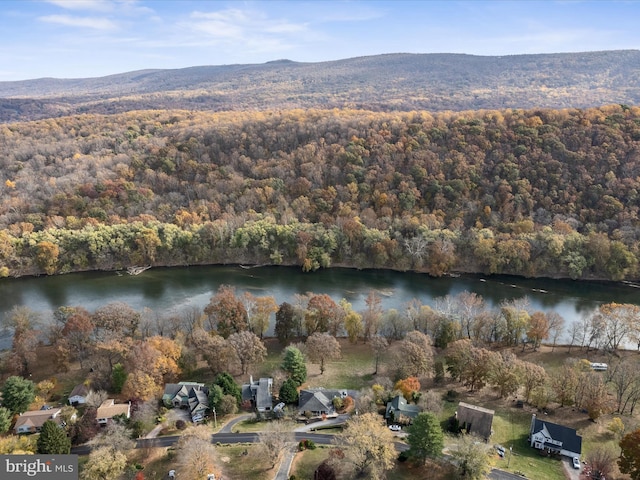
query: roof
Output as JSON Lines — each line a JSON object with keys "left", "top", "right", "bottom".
{"left": 69, "top": 384, "right": 90, "bottom": 398}
{"left": 256, "top": 378, "right": 272, "bottom": 409}
{"left": 241, "top": 377, "right": 273, "bottom": 409}
{"left": 163, "top": 382, "right": 205, "bottom": 396}
{"left": 456, "top": 402, "right": 495, "bottom": 439}
{"left": 531, "top": 417, "right": 582, "bottom": 455}
{"left": 299, "top": 390, "right": 334, "bottom": 413}
{"left": 385, "top": 395, "right": 421, "bottom": 419}
{"left": 298, "top": 388, "right": 349, "bottom": 413}
{"left": 14, "top": 408, "right": 62, "bottom": 431}
{"left": 96, "top": 399, "right": 130, "bottom": 420}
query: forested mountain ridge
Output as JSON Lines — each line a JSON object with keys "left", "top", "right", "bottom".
{"left": 1, "top": 50, "right": 640, "bottom": 123}
{"left": 1, "top": 106, "right": 639, "bottom": 280}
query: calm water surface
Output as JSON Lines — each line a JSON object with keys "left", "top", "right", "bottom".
{"left": 1, "top": 265, "right": 639, "bottom": 346}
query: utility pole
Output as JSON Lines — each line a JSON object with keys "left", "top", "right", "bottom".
{"left": 213, "top": 408, "right": 217, "bottom": 429}
{"left": 508, "top": 446, "right": 513, "bottom": 468}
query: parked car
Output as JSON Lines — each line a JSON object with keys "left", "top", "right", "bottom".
{"left": 572, "top": 457, "right": 580, "bottom": 469}
{"left": 495, "top": 445, "right": 506, "bottom": 457}
{"left": 388, "top": 424, "right": 401, "bottom": 431}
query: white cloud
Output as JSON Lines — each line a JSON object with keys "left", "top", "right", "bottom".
{"left": 38, "top": 14, "right": 118, "bottom": 30}
{"left": 45, "top": 0, "right": 114, "bottom": 12}
{"left": 182, "top": 7, "right": 309, "bottom": 45}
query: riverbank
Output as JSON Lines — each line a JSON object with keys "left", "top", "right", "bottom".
{"left": 2, "top": 264, "right": 640, "bottom": 351}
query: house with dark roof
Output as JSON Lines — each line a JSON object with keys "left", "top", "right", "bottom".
{"left": 162, "top": 382, "right": 209, "bottom": 422}
{"left": 529, "top": 414, "right": 582, "bottom": 459}
{"left": 456, "top": 402, "right": 495, "bottom": 441}
{"left": 385, "top": 395, "right": 421, "bottom": 424}
{"left": 242, "top": 376, "right": 273, "bottom": 413}
{"left": 298, "top": 388, "right": 350, "bottom": 416}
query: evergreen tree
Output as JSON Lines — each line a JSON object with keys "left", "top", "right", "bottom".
{"left": 0, "top": 407, "right": 12, "bottom": 434}
{"left": 214, "top": 372, "right": 241, "bottom": 404}
{"left": 406, "top": 412, "right": 444, "bottom": 465}
{"left": 1, "top": 375, "right": 36, "bottom": 414}
{"left": 281, "top": 346, "right": 307, "bottom": 386}
{"left": 279, "top": 378, "right": 299, "bottom": 404}
{"left": 37, "top": 420, "right": 71, "bottom": 454}
{"left": 111, "top": 363, "right": 127, "bottom": 394}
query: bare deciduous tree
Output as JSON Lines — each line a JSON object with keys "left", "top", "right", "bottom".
{"left": 253, "top": 421, "right": 295, "bottom": 469}
{"left": 306, "top": 332, "right": 341, "bottom": 375}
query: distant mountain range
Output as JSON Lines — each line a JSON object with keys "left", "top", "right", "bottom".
{"left": 1, "top": 50, "right": 639, "bottom": 122}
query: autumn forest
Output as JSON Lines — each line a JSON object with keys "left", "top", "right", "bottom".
{"left": 1, "top": 105, "right": 639, "bottom": 282}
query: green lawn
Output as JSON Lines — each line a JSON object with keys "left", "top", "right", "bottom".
{"left": 490, "top": 410, "right": 565, "bottom": 480}
{"left": 289, "top": 447, "right": 331, "bottom": 479}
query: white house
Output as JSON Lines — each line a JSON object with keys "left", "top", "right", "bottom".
{"left": 529, "top": 414, "right": 582, "bottom": 459}
{"left": 68, "top": 383, "right": 92, "bottom": 406}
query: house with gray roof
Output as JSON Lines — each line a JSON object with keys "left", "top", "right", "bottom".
{"left": 298, "top": 388, "right": 350, "bottom": 416}
{"left": 242, "top": 376, "right": 273, "bottom": 413}
{"left": 385, "top": 394, "right": 421, "bottom": 424}
{"left": 456, "top": 402, "right": 494, "bottom": 441}
{"left": 162, "top": 382, "right": 209, "bottom": 422}
{"left": 529, "top": 414, "right": 582, "bottom": 459}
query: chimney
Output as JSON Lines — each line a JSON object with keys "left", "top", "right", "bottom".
{"left": 530, "top": 413, "right": 536, "bottom": 437}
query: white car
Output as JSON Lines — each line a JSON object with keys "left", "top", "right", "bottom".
{"left": 388, "top": 424, "right": 401, "bottom": 432}
{"left": 572, "top": 457, "right": 580, "bottom": 469}
{"left": 495, "top": 445, "right": 506, "bottom": 457}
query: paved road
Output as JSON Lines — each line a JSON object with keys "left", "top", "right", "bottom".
{"left": 71, "top": 431, "right": 336, "bottom": 455}
{"left": 488, "top": 468, "right": 527, "bottom": 480}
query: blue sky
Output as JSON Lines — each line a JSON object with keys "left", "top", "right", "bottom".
{"left": 1, "top": 0, "right": 639, "bottom": 81}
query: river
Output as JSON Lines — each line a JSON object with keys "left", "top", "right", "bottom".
{"left": 1, "top": 265, "right": 639, "bottom": 347}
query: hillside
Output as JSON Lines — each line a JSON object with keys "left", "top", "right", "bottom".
{"left": 1, "top": 106, "right": 639, "bottom": 280}
{"left": 1, "top": 51, "right": 640, "bottom": 122}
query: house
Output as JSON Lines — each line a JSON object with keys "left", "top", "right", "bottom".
{"left": 385, "top": 395, "right": 421, "bottom": 424}
{"left": 96, "top": 399, "right": 131, "bottom": 426}
{"left": 529, "top": 414, "right": 582, "bottom": 459}
{"left": 14, "top": 407, "right": 72, "bottom": 434}
{"left": 455, "top": 402, "right": 495, "bottom": 441}
{"left": 242, "top": 376, "right": 273, "bottom": 413}
{"left": 298, "top": 388, "right": 351, "bottom": 416}
{"left": 162, "top": 382, "right": 209, "bottom": 422}
{"left": 68, "top": 383, "right": 92, "bottom": 406}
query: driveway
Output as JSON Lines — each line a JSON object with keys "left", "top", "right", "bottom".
{"left": 294, "top": 414, "right": 349, "bottom": 432}
{"left": 219, "top": 413, "right": 253, "bottom": 433}
{"left": 145, "top": 408, "right": 191, "bottom": 439}
{"left": 562, "top": 456, "right": 581, "bottom": 480}
{"left": 273, "top": 443, "right": 298, "bottom": 480}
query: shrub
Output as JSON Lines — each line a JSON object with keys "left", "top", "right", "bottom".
{"left": 175, "top": 419, "right": 186, "bottom": 430}
{"left": 298, "top": 439, "right": 317, "bottom": 451}
{"left": 444, "top": 390, "right": 459, "bottom": 402}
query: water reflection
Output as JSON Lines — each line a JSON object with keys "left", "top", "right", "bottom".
{"left": 1, "top": 265, "right": 638, "bottom": 339}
